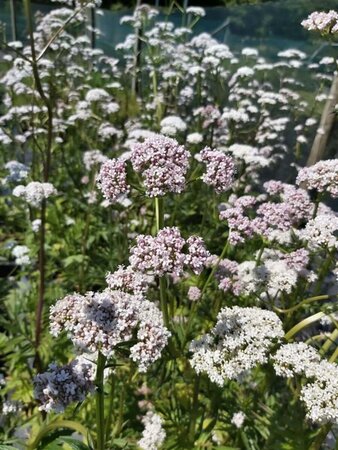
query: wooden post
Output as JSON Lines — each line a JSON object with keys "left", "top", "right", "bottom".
{"left": 306, "top": 73, "right": 338, "bottom": 166}
{"left": 10, "top": 0, "right": 18, "bottom": 41}
{"left": 86, "top": 6, "right": 96, "bottom": 49}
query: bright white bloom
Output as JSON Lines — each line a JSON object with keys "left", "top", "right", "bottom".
{"left": 160, "top": 116, "right": 187, "bottom": 137}
{"left": 273, "top": 343, "right": 321, "bottom": 378}
{"left": 301, "top": 360, "right": 338, "bottom": 424}
{"left": 138, "top": 411, "right": 166, "bottom": 450}
{"left": 231, "top": 411, "right": 246, "bottom": 428}
{"left": 31, "top": 219, "right": 41, "bottom": 233}
{"left": 187, "top": 132, "right": 203, "bottom": 145}
{"left": 299, "top": 214, "right": 338, "bottom": 249}
{"left": 13, "top": 182, "right": 57, "bottom": 207}
{"left": 190, "top": 307, "right": 284, "bottom": 385}
{"left": 186, "top": 6, "right": 205, "bottom": 17}
{"left": 11, "top": 245, "right": 30, "bottom": 266}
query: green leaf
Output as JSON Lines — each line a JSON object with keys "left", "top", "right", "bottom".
{"left": 55, "top": 437, "right": 90, "bottom": 450}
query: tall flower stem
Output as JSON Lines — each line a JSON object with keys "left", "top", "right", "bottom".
{"left": 155, "top": 197, "right": 170, "bottom": 328}
{"left": 24, "top": 0, "right": 53, "bottom": 371}
{"left": 309, "top": 423, "right": 332, "bottom": 450}
{"left": 188, "top": 375, "right": 200, "bottom": 446}
{"left": 95, "top": 352, "right": 107, "bottom": 450}
{"left": 200, "top": 238, "right": 229, "bottom": 299}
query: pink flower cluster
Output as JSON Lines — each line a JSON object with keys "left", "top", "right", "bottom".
{"left": 296, "top": 159, "right": 338, "bottom": 198}
{"left": 106, "top": 265, "right": 152, "bottom": 294}
{"left": 301, "top": 10, "right": 338, "bottom": 34}
{"left": 130, "top": 134, "right": 190, "bottom": 197}
{"left": 220, "top": 182, "right": 313, "bottom": 245}
{"left": 96, "top": 158, "right": 130, "bottom": 203}
{"left": 129, "top": 227, "right": 210, "bottom": 277}
{"left": 200, "top": 147, "right": 235, "bottom": 194}
{"left": 49, "top": 289, "right": 170, "bottom": 372}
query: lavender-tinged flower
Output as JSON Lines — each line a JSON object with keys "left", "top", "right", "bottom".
{"left": 50, "top": 289, "right": 169, "bottom": 371}
{"left": 130, "top": 300, "right": 171, "bottom": 372}
{"left": 190, "top": 306, "right": 284, "bottom": 385}
{"left": 185, "top": 236, "right": 210, "bottom": 274}
{"left": 130, "top": 134, "right": 190, "bottom": 197}
{"left": 200, "top": 147, "right": 235, "bottom": 194}
{"left": 301, "top": 10, "right": 338, "bottom": 34}
{"left": 5, "top": 160, "right": 29, "bottom": 182}
{"left": 129, "top": 227, "right": 209, "bottom": 277}
{"left": 188, "top": 286, "right": 201, "bottom": 301}
{"left": 296, "top": 159, "right": 338, "bottom": 198}
{"left": 96, "top": 158, "right": 130, "bottom": 203}
{"left": 130, "top": 227, "right": 186, "bottom": 277}
{"left": 106, "top": 265, "right": 152, "bottom": 294}
{"left": 138, "top": 411, "right": 166, "bottom": 450}
{"left": 33, "top": 357, "right": 95, "bottom": 413}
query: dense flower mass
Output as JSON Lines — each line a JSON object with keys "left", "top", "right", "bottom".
{"left": 49, "top": 289, "right": 170, "bottom": 371}
{"left": 33, "top": 357, "right": 94, "bottom": 412}
{"left": 301, "top": 10, "right": 338, "bottom": 34}
{"left": 96, "top": 158, "right": 130, "bottom": 203}
{"left": 273, "top": 343, "right": 321, "bottom": 378}
{"left": 13, "top": 181, "right": 57, "bottom": 207}
{"left": 106, "top": 265, "right": 152, "bottom": 294}
{"left": 129, "top": 227, "right": 210, "bottom": 277}
{"left": 200, "top": 147, "right": 235, "bottom": 193}
{"left": 190, "top": 306, "right": 284, "bottom": 385}
{"left": 296, "top": 159, "right": 338, "bottom": 198}
{"left": 138, "top": 411, "right": 166, "bottom": 450}
{"left": 130, "top": 134, "right": 190, "bottom": 197}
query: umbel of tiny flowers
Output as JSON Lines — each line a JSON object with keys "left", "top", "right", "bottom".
{"left": 272, "top": 343, "right": 338, "bottom": 425}
{"left": 296, "top": 159, "right": 338, "bottom": 198}
{"left": 129, "top": 227, "right": 210, "bottom": 277}
{"left": 33, "top": 357, "right": 95, "bottom": 412}
{"left": 301, "top": 10, "right": 338, "bottom": 34}
{"left": 49, "top": 289, "right": 170, "bottom": 372}
{"left": 199, "top": 147, "right": 235, "bottom": 194}
{"left": 13, "top": 181, "right": 57, "bottom": 207}
{"left": 190, "top": 306, "right": 284, "bottom": 386}
{"left": 130, "top": 134, "right": 190, "bottom": 197}
{"left": 96, "top": 158, "right": 130, "bottom": 203}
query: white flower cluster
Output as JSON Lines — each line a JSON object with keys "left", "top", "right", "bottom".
{"left": 11, "top": 245, "right": 30, "bottom": 266}
{"left": 160, "top": 115, "right": 187, "bottom": 136}
{"left": 190, "top": 306, "right": 284, "bottom": 385}
{"left": 138, "top": 411, "right": 166, "bottom": 450}
{"left": 231, "top": 411, "right": 246, "bottom": 428}
{"left": 50, "top": 289, "right": 170, "bottom": 372}
{"left": 299, "top": 213, "right": 338, "bottom": 249}
{"left": 13, "top": 181, "right": 57, "bottom": 207}
{"left": 273, "top": 343, "right": 338, "bottom": 424}
{"left": 83, "top": 149, "right": 108, "bottom": 171}
{"left": 273, "top": 342, "right": 321, "bottom": 378}
{"left": 33, "top": 357, "right": 95, "bottom": 412}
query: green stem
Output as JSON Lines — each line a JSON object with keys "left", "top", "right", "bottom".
{"left": 200, "top": 238, "right": 229, "bottom": 298}
{"left": 105, "top": 373, "right": 115, "bottom": 443}
{"left": 96, "top": 352, "right": 106, "bottom": 450}
{"left": 154, "top": 197, "right": 170, "bottom": 327}
{"left": 308, "top": 423, "right": 332, "bottom": 450}
{"left": 155, "top": 196, "right": 164, "bottom": 230}
{"left": 188, "top": 375, "right": 200, "bottom": 446}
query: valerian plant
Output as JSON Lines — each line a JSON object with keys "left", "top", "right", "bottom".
{"left": 0, "top": 2, "right": 337, "bottom": 450}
